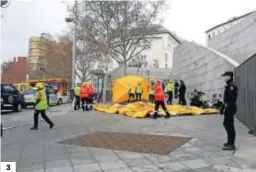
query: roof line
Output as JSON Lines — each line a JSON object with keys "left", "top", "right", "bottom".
{"left": 205, "top": 11, "right": 255, "bottom": 33}
{"left": 146, "top": 31, "right": 181, "bottom": 44}
{"left": 193, "top": 42, "right": 239, "bottom": 67}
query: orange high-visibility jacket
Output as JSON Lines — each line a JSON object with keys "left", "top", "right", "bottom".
{"left": 154, "top": 82, "right": 165, "bottom": 101}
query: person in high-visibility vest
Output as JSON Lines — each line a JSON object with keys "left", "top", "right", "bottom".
{"left": 80, "top": 82, "right": 90, "bottom": 111}
{"left": 128, "top": 85, "right": 136, "bottom": 103}
{"left": 152, "top": 80, "right": 171, "bottom": 119}
{"left": 31, "top": 82, "right": 54, "bottom": 130}
{"left": 74, "top": 84, "right": 81, "bottom": 110}
{"left": 135, "top": 81, "right": 143, "bottom": 101}
{"left": 165, "top": 80, "right": 174, "bottom": 105}
{"left": 148, "top": 80, "right": 155, "bottom": 103}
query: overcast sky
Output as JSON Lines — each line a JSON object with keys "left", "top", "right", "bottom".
{"left": 1, "top": 0, "right": 256, "bottom": 62}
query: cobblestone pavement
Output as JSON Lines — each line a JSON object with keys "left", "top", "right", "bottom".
{"left": 1, "top": 109, "right": 256, "bottom": 172}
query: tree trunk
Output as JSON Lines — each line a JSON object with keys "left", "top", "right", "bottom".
{"left": 136, "top": 67, "right": 140, "bottom": 76}
{"left": 123, "top": 59, "right": 127, "bottom": 76}
{"left": 102, "top": 56, "right": 109, "bottom": 103}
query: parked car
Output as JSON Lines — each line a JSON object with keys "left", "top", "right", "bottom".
{"left": 23, "top": 87, "right": 37, "bottom": 108}
{"left": 22, "top": 87, "right": 62, "bottom": 108}
{"left": 1, "top": 83, "right": 25, "bottom": 112}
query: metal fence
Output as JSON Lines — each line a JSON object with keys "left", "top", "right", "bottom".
{"left": 235, "top": 53, "right": 256, "bottom": 130}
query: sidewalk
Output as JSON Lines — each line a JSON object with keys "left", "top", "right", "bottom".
{"left": 1, "top": 110, "right": 255, "bottom": 172}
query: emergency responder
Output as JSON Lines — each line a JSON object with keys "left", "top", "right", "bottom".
{"left": 165, "top": 80, "right": 174, "bottom": 105}
{"left": 148, "top": 80, "right": 155, "bottom": 103}
{"left": 128, "top": 85, "right": 136, "bottom": 103}
{"left": 221, "top": 71, "right": 238, "bottom": 151}
{"left": 74, "top": 84, "right": 81, "bottom": 110}
{"left": 135, "top": 81, "right": 143, "bottom": 101}
{"left": 174, "top": 80, "right": 179, "bottom": 99}
{"left": 80, "top": 82, "right": 89, "bottom": 111}
{"left": 152, "top": 80, "right": 171, "bottom": 119}
{"left": 31, "top": 82, "right": 54, "bottom": 130}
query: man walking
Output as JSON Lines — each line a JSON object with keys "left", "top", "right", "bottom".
{"left": 31, "top": 82, "right": 54, "bottom": 130}
{"left": 165, "top": 80, "right": 174, "bottom": 105}
{"left": 152, "top": 80, "right": 171, "bottom": 119}
{"left": 221, "top": 71, "right": 238, "bottom": 150}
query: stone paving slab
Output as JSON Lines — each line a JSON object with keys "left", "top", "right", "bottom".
{"left": 2, "top": 110, "right": 256, "bottom": 172}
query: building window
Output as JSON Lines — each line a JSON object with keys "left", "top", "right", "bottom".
{"left": 208, "top": 35, "right": 211, "bottom": 40}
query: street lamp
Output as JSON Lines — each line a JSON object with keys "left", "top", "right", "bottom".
{"left": 65, "top": 17, "right": 76, "bottom": 89}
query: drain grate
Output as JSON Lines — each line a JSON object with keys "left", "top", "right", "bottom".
{"left": 59, "top": 131, "right": 191, "bottom": 155}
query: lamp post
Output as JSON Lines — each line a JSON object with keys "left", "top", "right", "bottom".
{"left": 65, "top": 16, "right": 76, "bottom": 89}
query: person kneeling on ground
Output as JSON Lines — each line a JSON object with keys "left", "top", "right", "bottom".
{"left": 152, "top": 80, "right": 171, "bottom": 119}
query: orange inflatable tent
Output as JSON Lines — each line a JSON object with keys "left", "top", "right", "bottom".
{"left": 112, "top": 75, "right": 149, "bottom": 103}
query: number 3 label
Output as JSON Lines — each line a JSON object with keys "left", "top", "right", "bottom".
{"left": 1, "top": 162, "right": 16, "bottom": 172}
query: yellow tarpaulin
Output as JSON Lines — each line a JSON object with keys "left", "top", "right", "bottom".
{"left": 112, "top": 75, "right": 149, "bottom": 103}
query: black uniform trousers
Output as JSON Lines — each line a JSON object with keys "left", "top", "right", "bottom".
{"left": 33, "top": 110, "right": 53, "bottom": 128}
{"left": 179, "top": 95, "right": 187, "bottom": 105}
{"left": 128, "top": 93, "right": 135, "bottom": 102}
{"left": 136, "top": 93, "right": 142, "bottom": 101}
{"left": 167, "top": 91, "right": 173, "bottom": 105}
{"left": 174, "top": 88, "right": 178, "bottom": 99}
{"left": 223, "top": 105, "right": 237, "bottom": 145}
{"left": 154, "top": 101, "right": 167, "bottom": 112}
{"left": 74, "top": 95, "right": 80, "bottom": 110}
{"left": 81, "top": 97, "right": 90, "bottom": 110}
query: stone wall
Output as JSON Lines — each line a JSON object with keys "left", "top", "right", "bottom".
{"left": 173, "top": 41, "right": 236, "bottom": 100}
{"left": 208, "top": 11, "right": 256, "bottom": 63}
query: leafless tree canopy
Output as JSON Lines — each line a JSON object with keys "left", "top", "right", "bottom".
{"left": 68, "top": 1, "right": 167, "bottom": 75}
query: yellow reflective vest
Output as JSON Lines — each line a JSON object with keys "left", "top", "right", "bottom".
{"left": 129, "top": 88, "right": 135, "bottom": 94}
{"left": 165, "top": 82, "right": 174, "bottom": 92}
{"left": 136, "top": 84, "right": 143, "bottom": 94}
{"left": 34, "top": 89, "right": 48, "bottom": 110}
{"left": 74, "top": 86, "right": 80, "bottom": 96}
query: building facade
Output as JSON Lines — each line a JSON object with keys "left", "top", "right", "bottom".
{"left": 1, "top": 56, "right": 27, "bottom": 84}
{"left": 207, "top": 10, "right": 256, "bottom": 63}
{"left": 173, "top": 10, "right": 256, "bottom": 101}
{"left": 205, "top": 11, "right": 253, "bottom": 40}
{"left": 27, "top": 36, "right": 72, "bottom": 81}
{"left": 111, "top": 25, "right": 181, "bottom": 70}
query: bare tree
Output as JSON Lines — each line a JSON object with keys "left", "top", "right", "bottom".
{"left": 67, "top": 1, "right": 166, "bottom": 101}
{"left": 128, "top": 55, "right": 147, "bottom": 75}
{"left": 108, "top": 1, "right": 166, "bottom": 75}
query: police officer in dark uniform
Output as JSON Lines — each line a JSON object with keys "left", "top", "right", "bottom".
{"left": 221, "top": 71, "right": 238, "bottom": 150}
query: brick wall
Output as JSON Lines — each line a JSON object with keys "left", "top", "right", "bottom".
{"left": 2, "top": 57, "right": 27, "bottom": 84}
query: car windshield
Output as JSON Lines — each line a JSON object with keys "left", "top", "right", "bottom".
{"left": 23, "top": 89, "right": 36, "bottom": 95}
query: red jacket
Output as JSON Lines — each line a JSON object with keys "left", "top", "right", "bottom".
{"left": 80, "top": 85, "right": 89, "bottom": 98}
{"left": 154, "top": 82, "right": 165, "bottom": 101}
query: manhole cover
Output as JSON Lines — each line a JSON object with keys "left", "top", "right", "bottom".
{"left": 58, "top": 131, "right": 191, "bottom": 155}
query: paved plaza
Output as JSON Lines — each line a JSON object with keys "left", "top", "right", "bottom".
{"left": 1, "top": 107, "right": 256, "bottom": 172}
